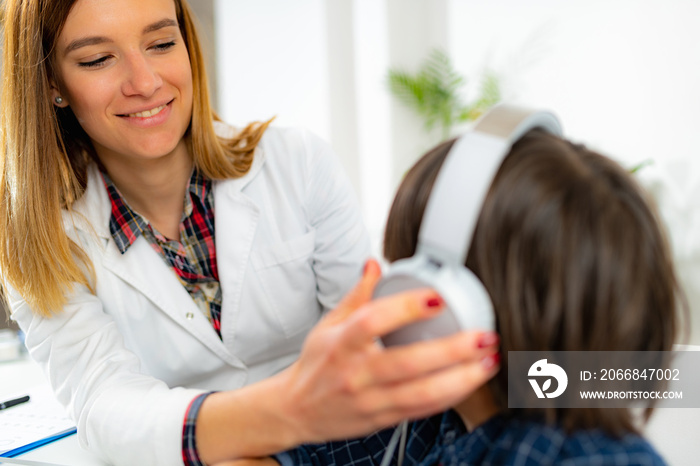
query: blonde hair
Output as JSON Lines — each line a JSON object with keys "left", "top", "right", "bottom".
{"left": 0, "top": 0, "right": 271, "bottom": 317}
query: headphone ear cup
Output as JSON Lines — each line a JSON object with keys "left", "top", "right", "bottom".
{"left": 374, "top": 274, "right": 462, "bottom": 347}
{"left": 443, "top": 267, "right": 495, "bottom": 332}
{"left": 373, "top": 257, "right": 495, "bottom": 347}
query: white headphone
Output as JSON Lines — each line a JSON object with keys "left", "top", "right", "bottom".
{"left": 375, "top": 104, "right": 563, "bottom": 347}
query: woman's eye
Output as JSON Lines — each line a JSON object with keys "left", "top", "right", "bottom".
{"left": 152, "top": 41, "right": 176, "bottom": 52}
{"left": 75, "top": 41, "right": 175, "bottom": 68}
{"left": 78, "top": 56, "right": 110, "bottom": 68}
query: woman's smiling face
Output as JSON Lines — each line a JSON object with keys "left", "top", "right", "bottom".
{"left": 52, "top": 0, "right": 193, "bottom": 166}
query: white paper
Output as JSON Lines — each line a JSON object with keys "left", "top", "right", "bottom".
{"left": 0, "top": 386, "right": 76, "bottom": 456}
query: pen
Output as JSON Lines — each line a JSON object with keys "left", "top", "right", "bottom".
{"left": 0, "top": 394, "right": 30, "bottom": 410}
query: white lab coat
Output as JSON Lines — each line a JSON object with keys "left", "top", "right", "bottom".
{"left": 9, "top": 124, "right": 371, "bottom": 466}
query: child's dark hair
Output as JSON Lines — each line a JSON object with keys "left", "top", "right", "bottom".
{"left": 383, "top": 129, "right": 679, "bottom": 435}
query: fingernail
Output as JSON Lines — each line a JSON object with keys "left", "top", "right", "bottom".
{"left": 482, "top": 353, "right": 500, "bottom": 370}
{"left": 477, "top": 332, "right": 500, "bottom": 348}
{"left": 363, "top": 260, "right": 371, "bottom": 276}
{"left": 426, "top": 296, "right": 443, "bottom": 310}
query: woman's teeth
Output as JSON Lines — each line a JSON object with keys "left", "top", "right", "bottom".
{"left": 128, "top": 104, "right": 167, "bottom": 118}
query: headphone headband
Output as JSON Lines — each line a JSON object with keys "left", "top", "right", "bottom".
{"left": 416, "top": 105, "right": 563, "bottom": 266}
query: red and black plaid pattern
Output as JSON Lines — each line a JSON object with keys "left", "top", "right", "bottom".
{"left": 182, "top": 393, "right": 210, "bottom": 466}
{"left": 101, "top": 169, "right": 222, "bottom": 338}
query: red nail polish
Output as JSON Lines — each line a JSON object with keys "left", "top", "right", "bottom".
{"left": 426, "top": 296, "right": 442, "bottom": 308}
{"left": 477, "top": 332, "right": 500, "bottom": 348}
{"left": 482, "top": 353, "right": 501, "bottom": 370}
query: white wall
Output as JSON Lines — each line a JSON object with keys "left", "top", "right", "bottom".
{"left": 449, "top": 0, "right": 700, "bottom": 167}
{"left": 214, "top": 0, "right": 330, "bottom": 138}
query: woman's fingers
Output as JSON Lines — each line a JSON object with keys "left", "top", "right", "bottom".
{"left": 343, "top": 330, "right": 499, "bottom": 397}
{"left": 341, "top": 288, "right": 444, "bottom": 347}
{"left": 321, "top": 258, "right": 383, "bottom": 326}
{"left": 278, "top": 277, "right": 502, "bottom": 446}
{"left": 357, "top": 350, "right": 501, "bottom": 422}
{"left": 330, "top": 287, "right": 499, "bottom": 396}
{"left": 365, "top": 330, "right": 500, "bottom": 385}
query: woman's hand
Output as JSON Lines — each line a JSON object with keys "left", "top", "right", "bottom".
{"left": 196, "top": 259, "right": 499, "bottom": 464}
{"left": 274, "top": 259, "right": 500, "bottom": 444}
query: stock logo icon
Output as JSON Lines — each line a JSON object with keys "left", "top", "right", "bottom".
{"left": 528, "top": 359, "right": 568, "bottom": 398}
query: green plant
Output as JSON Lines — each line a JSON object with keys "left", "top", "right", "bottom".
{"left": 629, "top": 159, "right": 653, "bottom": 174}
{"left": 387, "top": 49, "right": 501, "bottom": 141}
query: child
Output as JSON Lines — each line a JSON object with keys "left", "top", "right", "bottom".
{"left": 270, "top": 122, "right": 678, "bottom": 465}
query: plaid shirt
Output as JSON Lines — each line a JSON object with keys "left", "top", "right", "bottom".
{"left": 274, "top": 411, "right": 667, "bottom": 465}
{"left": 101, "top": 170, "right": 218, "bottom": 466}
{"left": 101, "top": 169, "right": 222, "bottom": 335}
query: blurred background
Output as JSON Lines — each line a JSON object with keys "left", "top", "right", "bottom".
{"left": 193, "top": 0, "right": 700, "bottom": 346}
{"left": 1, "top": 1, "right": 698, "bottom": 344}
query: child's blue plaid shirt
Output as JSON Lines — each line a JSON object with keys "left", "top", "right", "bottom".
{"left": 274, "top": 411, "right": 666, "bottom": 466}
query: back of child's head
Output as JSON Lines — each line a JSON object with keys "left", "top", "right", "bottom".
{"left": 383, "top": 129, "right": 679, "bottom": 435}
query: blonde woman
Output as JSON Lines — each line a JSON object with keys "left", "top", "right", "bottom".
{"left": 0, "top": 0, "right": 500, "bottom": 465}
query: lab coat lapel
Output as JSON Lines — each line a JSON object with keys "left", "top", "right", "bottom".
{"left": 214, "top": 148, "right": 265, "bottom": 346}
{"left": 101, "top": 238, "right": 246, "bottom": 367}
{"left": 70, "top": 164, "right": 255, "bottom": 367}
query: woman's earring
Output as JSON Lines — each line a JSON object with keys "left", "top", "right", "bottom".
{"left": 54, "top": 96, "right": 64, "bottom": 105}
